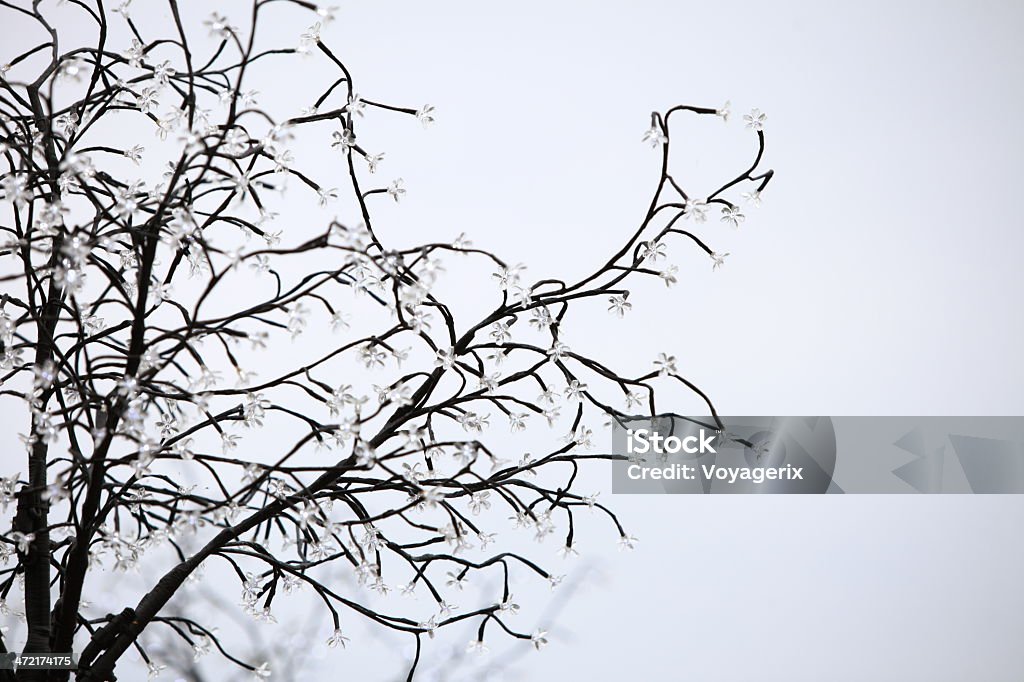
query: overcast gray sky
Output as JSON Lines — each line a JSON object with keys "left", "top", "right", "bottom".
{"left": 312, "top": 7, "right": 1024, "bottom": 674}
{"left": 2, "top": 1, "right": 1023, "bottom": 680}
{"left": 247, "top": 2, "right": 1024, "bottom": 678}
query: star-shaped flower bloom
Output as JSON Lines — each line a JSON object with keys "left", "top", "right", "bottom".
{"left": 347, "top": 93, "right": 365, "bottom": 117}
{"left": 639, "top": 240, "right": 667, "bottom": 262}
{"left": 204, "top": 12, "right": 237, "bottom": 39}
{"left": 136, "top": 87, "right": 159, "bottom": 114}
{"left": 685, "top": 199, "right": 708, "bottom": 223}
{"left": 327, "top": 628, "right": 350, "bottom": 649}
{"left": 387, "top": 178, "right": 406, "bottom": 202}
{"left": 365, "top": 152, "right": 385, "bottom": 173}
{"left": 624, "top": 391, "right": 645, "bottom": 410}
{"left": 192, "top": 635, "right": 211, "bottom": 660}
{"left": 743, "top": 108, "right": 767, "bottom": 131}
{"left": 654, "top": 352, "right": 678, "bottom": 375}
{"left": 11, "top": 531, "right": 35, "bottom": 553}
{"left": 152, "top": 60, "right": 175, "bottom": 88}
{"left": 658, "top": 264, "right": 678, "bottom": 287}
{"left": 608, "top": 295, "right": 632, "bottom": 317}
{"left": 331, "top": 128, "right": 355, "bottom": 153}
{"left": 720, "top": 205, "right": 745, "bottom": 228}
{"left": 508, "top": 412, "right": 528, "bottom": 432}
{"left": 300, "top": 22, "right": 322, "bottom": 47}
{"left": 317, "top": 187, "right": 338, "bottom": 207}
{"left": 124, "top": 39, "right": 145, "bottom": 68}
{"left": 1, "top": 174, "right": 31, "bottom": 206}
{"left": 434, "top": 347, "right": 455, "bottom": 370}
{"left": 716, "top": 100, "right": 731, "bottom": 122}
{"left": 124, "top": 144, "right": 144, "bottom": 165}
{"left": 559, "top": 543, "right": 580, "bottom": 559}
{"left": 468, "top": 491, "right": 492, "bottom": 514}
{"left": 547, "top": 341, "right": 570, "bottom": 360}
{"left": 490, "top": 320, "right": 511, "bottom": 344}
{"left": 618, "top": 534, "right": 639, "bottom": 551}
{"left": 478, "top": 372, "right": 501, "bottom": 393}
{"left": 416, "top": 104, "right": 436, "bottom": 127}
{"left": 564, "top": 380, "right": 587, "bottom": 402}
{"left": 642, "top": 124, "right": 667, "bottom": 148}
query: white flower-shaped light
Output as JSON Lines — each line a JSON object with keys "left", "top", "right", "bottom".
{"left": 618, "top": 534, "right": 639, "bottom": 551}
{"left": 743, "top": 108, "right": 767, "bottom": 131}
{"left": 642, "top": 124, "right": 667, "bottom": 148}
{"left": 654, "top": 352, "right": 677, "bottom": 375}
{"left": 416, "top": 104, "right": 436, "bottom": 127}
{"left": 327, "top": 628, "right": 350, "bottom": 649}
{"left": 716, "top": 100, "right": 731, "bottom": 122}
{"left": 347, "top": 93, "right": 365, "bottom": 117}
{"left": 330, "top": 128, "right": 355, "bottom": 153}
{"left": 658, "top": 264, "right": 678, "bottom": 288}
{"left": 607, "top": 294, "right": 632, "bottom": 317}
{"left": 720, "top": 205, "right": 745, "bottom": 228}
{"left": 684, "top": 198, "right": 708, "bottom": 223}
{"left": 365, "top": 152, "right": 384, "bottom": 173}
{"left": 386, "top": 178, "right": 406, "bottom": 202}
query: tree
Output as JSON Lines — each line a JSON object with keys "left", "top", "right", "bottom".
{"left": 0, "top": 1, "right": 773, "bottom": 680}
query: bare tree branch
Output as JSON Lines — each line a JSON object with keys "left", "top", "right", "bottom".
{"left": 0, "top": 1, "right": 773, "bottom": 680}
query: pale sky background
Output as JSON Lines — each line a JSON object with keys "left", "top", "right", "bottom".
{"left": 287, "top": 6, "right": 1024, "bottom": 676}
{"left": 2, "top": 1, "right": 1024, "bottom": 680}
{"left": 327, "top": 0, "right": 1024, "bottom": 416}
